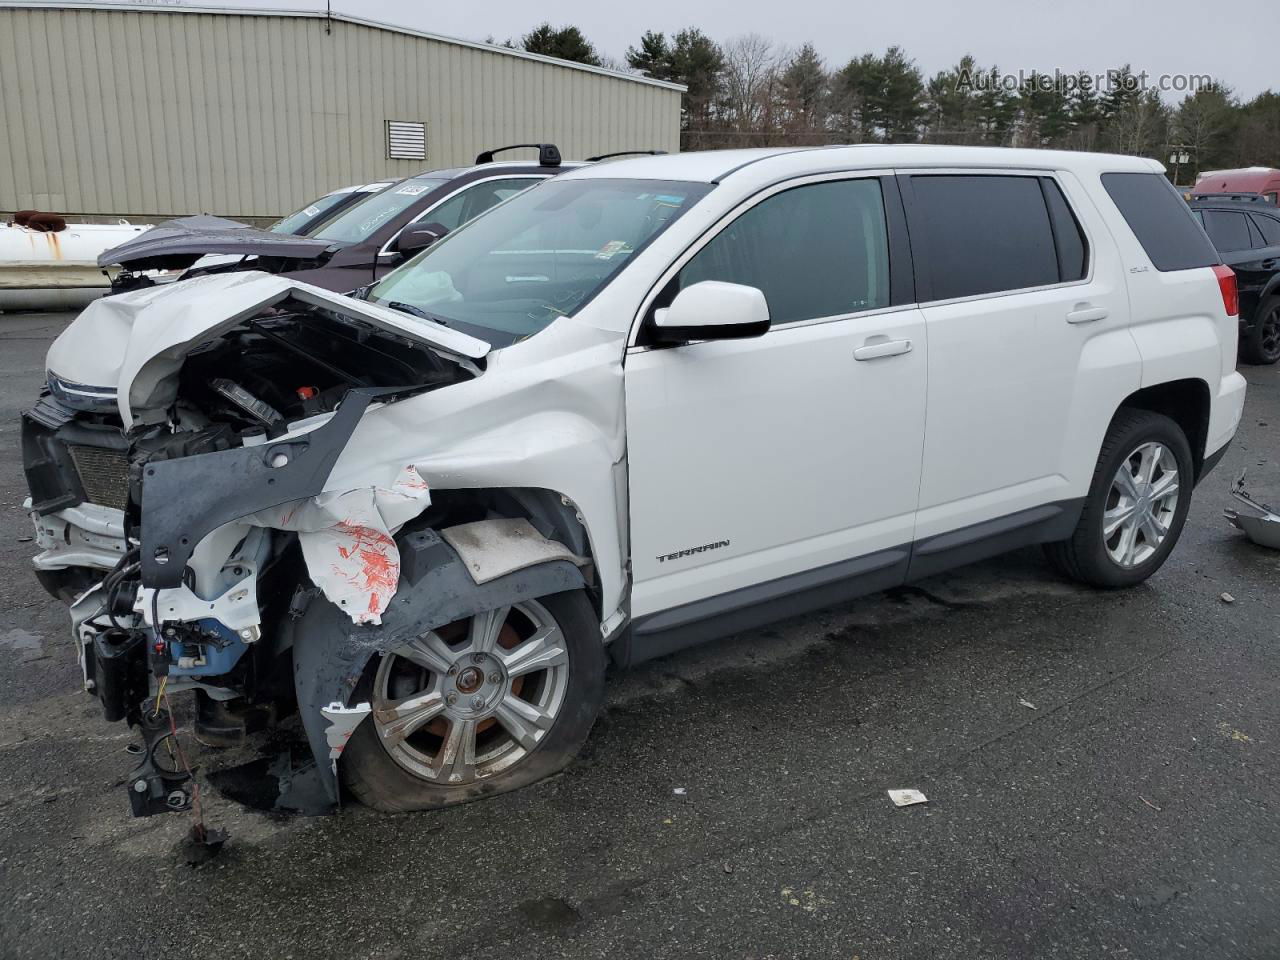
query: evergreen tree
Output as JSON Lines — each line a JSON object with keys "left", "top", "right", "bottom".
{"left": 521, "top": 24, "right": 602, "bottom": 66}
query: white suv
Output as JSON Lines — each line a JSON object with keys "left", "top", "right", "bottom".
{"left": 23, "top": 146, "right": 1247, "bottom": 816}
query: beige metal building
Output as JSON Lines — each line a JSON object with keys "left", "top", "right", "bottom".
{"left": 0, "top": 2, "right": 683, "bottom": 220}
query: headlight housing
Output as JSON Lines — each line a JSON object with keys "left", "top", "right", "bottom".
{"left": 46, "top": 371, "right": 118, "bottom": 413}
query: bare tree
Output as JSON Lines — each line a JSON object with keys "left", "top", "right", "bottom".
{"left": 721, "top": 34, "right": 779, "bottom": 139}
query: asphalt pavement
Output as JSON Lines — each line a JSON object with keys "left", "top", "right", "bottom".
{"left": 1, "top": 311, "right": 1277, "bottom": 960}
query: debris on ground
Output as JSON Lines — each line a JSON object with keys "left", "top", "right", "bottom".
{"left": 1221, "top": 592, "right": 1236, "bottom": 604}
{"left": 672, "top": 786, "right": 687, "bottom": 796}
{"left": 887, "top": 789, "right": 928, "bottom": 807}
{"left": 1018, "top": 698, "right": 1038, "bottom": 710}
{"left": 1224, "top": 471, "right": 1280, "bottom": 550}
{"left": 178, "top": 824, "right": 227, "bottom": 866}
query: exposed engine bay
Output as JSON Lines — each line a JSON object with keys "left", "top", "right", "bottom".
{"left": 22, "top": 277, "right": 485, "bottom": 818}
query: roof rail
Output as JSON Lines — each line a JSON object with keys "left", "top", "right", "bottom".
{"left": 475, "top": 143, "right": 561, "bottom": 167}
{"left": 585, "top": 150, "right": 669, "bottom": 162}
{"left": 1190, "top": 192, "right": 1268, "bottom": 203}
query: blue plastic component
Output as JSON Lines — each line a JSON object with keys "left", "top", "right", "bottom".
{"left": 167, "top": 618, "right": 249, "bottom": 677}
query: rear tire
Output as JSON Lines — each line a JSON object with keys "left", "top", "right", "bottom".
{"left": 341, "top": 590, "right": 605, "bottom": 813}
{"left": 1044, "top": 409, "right": 1193, "bottom": 588}
{"left": 1240, "top": 295, "right": 1280, "bottom": 365}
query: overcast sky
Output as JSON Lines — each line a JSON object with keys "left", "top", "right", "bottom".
{"left": 163, "top": 0, "right": 1273, "bottom": 100}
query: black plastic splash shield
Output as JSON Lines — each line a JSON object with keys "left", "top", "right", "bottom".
{"left": 139, "top": 389, "right": 388, "bottom": 588}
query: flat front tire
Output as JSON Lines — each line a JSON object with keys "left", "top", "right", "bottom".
{"left": 340, "top": 590, "right": 605, "bottom": 813}
{"left": 1044, "top": 409, "right": 1193, "bottom": 588}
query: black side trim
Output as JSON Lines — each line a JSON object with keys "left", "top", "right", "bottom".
{"left": 1198, "top": 439, "right": 1232, "bottom": 485}
{"left": 908, "top": 499, "right": 1083, "bottom": 581}
{"left": 619, "top": 546, "right": 911, "bottom": 667}
{"left": 881, "top": 175, "right": 916, "bottom": 306}
{"left": 619, "top": 498, "right": 1087, "bottom": 667}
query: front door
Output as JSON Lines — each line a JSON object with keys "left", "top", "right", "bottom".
{"left": 624, "top": 175, "right": 928, "bottom": 619}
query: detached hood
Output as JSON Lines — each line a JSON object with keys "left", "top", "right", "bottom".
{"left": 46, "top": 271, "right": 490, "bottom": 428}
{"left": 97, "top": 214, "right": 336, "bottom": 269}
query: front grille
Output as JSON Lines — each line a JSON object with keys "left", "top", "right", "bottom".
{"left": 68, "top": 444, "right": 130, "bottom": 511}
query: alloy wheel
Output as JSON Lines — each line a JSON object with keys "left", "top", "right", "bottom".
{"left": 371, "top": 601, "right": 570, "bottom": 785}
{"left": 1103, "top": 441, "right": 1181, "bottom": 569}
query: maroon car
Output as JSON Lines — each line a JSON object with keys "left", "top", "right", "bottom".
{"left": 101, "top": 144, "right": 576, "bottom": 294}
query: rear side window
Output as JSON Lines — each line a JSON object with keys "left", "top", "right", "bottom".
{"left": 1202, "top": 211, "right": 1254, "bottom": 252}
{"left": 1101, "top": 172, "right": 1218, "bottom": 271}
{"left": 908, "top": 175, "right": 1059, "bottom": 300}
{"left": 675, "top": 178, "right": 891, "bottom": 324}
{"left": 1253, "top": 214, "right": 1280, "bottom": 246}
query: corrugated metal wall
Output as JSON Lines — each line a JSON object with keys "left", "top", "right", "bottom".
{"left": 0, "top": 6, "right": 682, "bottom": 219}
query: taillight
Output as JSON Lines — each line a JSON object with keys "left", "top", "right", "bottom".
{"left": 1212, "top": 264, "right": 1238, "bottom": 317}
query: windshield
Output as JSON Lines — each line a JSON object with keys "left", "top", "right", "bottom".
{"left": 313, "top": 177, "right": 447, "bottom": 244}
{"left": 271, "top": 189, "right": 361, "bottom": 235}
{"left": 368, "top": 178, "right": 713, "bottom": 345}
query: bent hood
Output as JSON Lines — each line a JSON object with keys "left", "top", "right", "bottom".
{"left": 97, "top": 214, "right": 335, "bottom": 269}
{"left": 46, "top": 271, "right": 490, "bottom": 428}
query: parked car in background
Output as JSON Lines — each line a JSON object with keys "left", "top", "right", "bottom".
{"left": 100, "top": 144, "right": 578, "bottom": 294}
{"left": 1190, "top": 195, "right": 1280, "bottom": 363}
{"left": 25, "top": 145, "right": 1245, "bottom": 819}
{"left": 1192, "top": 167, "right": 1280, "bottom": 205}
{"left": 269, "top": 180, "right": 398, "bottom": 236}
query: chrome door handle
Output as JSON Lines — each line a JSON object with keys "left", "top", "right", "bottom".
{"left": 853, "top": 338, "right": 913, "bottom": 361}
{"left": 1066, "top": 305, "right": 1108, "bottom": 324}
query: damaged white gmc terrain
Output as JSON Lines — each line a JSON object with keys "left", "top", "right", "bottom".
{"left": 23, "top": 146, "right": 1246, "bottom": 816}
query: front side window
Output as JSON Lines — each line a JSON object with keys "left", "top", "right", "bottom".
{"left": 369, "top": 178, "right": 713, "bottom": 345}
{"left": 421, "top": 177, "right": 542, "bottom": 233}
{"left": 1202, "top": 210, "right": 1254, "bottom": 252}
{"left": 313, "top": 176, "right": 448, "bottom": 244}
{"left": 909, "top": 175, "right": 1059, "bottom": 300}
{"left": 672, "top": 178, "right": 890, "bottom": 325}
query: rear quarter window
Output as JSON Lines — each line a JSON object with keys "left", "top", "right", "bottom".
{"left": 1252, "top": 213, "right": 1280, "bottom": 246}
{"left": 1101, "top": 172, "right": 1219, "bottom": 271}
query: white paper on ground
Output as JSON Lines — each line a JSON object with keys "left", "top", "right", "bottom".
{"left": 887, "top": 789, "right": 928, "bottom": 807}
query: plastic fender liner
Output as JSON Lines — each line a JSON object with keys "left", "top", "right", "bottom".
{"left": 293, "top": 527, "right": 586, "bottom": 802}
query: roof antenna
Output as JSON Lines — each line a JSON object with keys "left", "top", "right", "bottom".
{"left": 325, "top": 0, "right": 332, "bottom": 35}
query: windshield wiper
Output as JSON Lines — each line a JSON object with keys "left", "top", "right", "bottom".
{"left": 385, "top": 301, "right": 450, "bottom": 327}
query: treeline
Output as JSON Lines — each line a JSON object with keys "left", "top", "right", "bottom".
{"left": 509, "top": 23, "right": 1280, "bottom": 183}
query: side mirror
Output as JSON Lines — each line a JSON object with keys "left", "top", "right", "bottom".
{"left": 395, "top": 222, "right": 448, "bottom": 258}
{"left": 650, "top": 281, "right": 771, "bottom": 345}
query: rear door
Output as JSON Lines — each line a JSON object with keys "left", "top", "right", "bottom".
{"left": 1201, "top": 209, "right": 1274, "bottom": 320}
{"left": 624, "top": 173, "right": 927, "bottom": 618}
{"left": 899, "top": 170, "right": 1136, "bottom": 572}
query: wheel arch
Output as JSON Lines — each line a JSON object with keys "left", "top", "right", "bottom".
{"left": 1117, "top": 378, "right": 1211, "bottom": 480}
{"left": 290, "top": 522, "right": 590, "bottom": 804}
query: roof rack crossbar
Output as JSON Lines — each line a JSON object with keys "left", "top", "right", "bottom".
{"left": 584, "top": 150, "right": 669, "bottom": 162}
{"left": 475, "top": 143, "right": 561, "bottom": 167}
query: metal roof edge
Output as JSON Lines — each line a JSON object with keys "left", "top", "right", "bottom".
{"left": 0, "top": 1, "right": 689, "bottom": 92}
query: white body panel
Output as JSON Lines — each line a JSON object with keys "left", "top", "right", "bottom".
{"left": 625, "top": 305, "right": 926, "bottom": 616}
